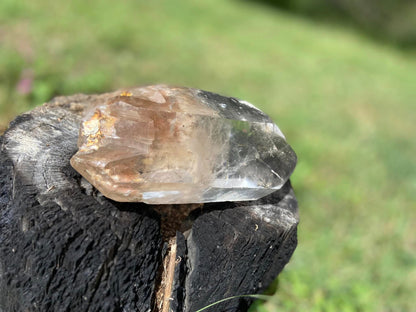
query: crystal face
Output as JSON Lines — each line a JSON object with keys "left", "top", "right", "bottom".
{"left": 70, "top": 85, "right": 297, "bottom": 204}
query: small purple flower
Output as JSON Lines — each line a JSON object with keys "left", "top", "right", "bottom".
{"left": 16, "top": 69, "right": 33, "bottom": 95}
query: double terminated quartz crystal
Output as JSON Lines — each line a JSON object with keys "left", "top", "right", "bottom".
{"left": 70, "top": 85, "right": 297, "bottom": 204}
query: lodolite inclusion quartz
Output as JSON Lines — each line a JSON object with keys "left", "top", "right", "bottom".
{"left": 70, "top": 85, "right": 297, "bottom": 204}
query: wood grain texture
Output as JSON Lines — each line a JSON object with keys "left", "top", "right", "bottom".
{"left": 0, "top": 92, "right": 299, "bottom": 312}
{"left": 183, "top": 182, "right": 298, "bottom": 312}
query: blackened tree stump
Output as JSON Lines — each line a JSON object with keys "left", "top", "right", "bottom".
{"left": 0, "top": 93, "right": 299, "bottom": 312}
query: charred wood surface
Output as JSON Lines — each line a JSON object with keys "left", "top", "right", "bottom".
{"left": 0, "top": 93, "right": 299, "bottom": 312}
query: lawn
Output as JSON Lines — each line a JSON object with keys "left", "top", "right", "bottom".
{"left": 1, "top": 0, "right": 415, "bottom": 311}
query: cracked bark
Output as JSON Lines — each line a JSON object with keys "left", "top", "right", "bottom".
{"left": 0, "top": 92, "right": 299, "bottom": 312}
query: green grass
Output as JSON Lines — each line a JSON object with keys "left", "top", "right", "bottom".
{"left": 1, "top": 0, "right": 415, "bottom": 311}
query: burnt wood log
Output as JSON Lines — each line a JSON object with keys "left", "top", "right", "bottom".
{"left": 0, "top": 92, "right": 299, "bottom": 312}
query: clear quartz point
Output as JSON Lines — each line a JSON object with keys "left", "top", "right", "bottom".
{"left": 70, "top": 85, "right": 297, "bottom": 204}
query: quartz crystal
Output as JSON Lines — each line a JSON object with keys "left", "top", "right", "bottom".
{"left": 70, "top": 85, "right": 297, "bottom": 204}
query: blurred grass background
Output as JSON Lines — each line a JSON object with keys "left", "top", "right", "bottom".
{"left": 1, "top": 0, "right": 415, "bottom": 311}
